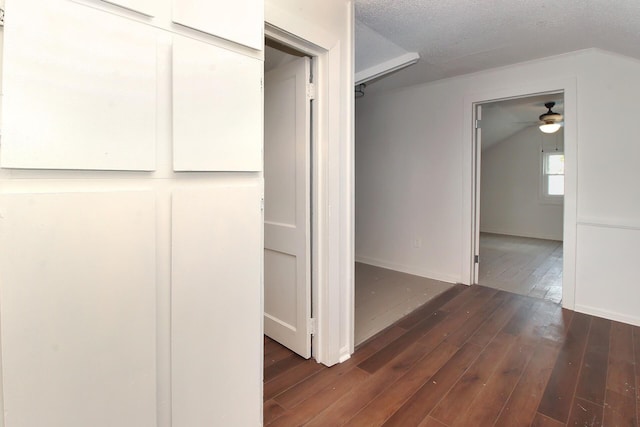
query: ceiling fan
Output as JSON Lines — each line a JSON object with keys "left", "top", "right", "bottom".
{"left": 538, "top": 102, "right": 563, "bottom": 133}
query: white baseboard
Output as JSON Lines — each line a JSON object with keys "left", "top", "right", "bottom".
{"left": 574, "top": 304, "right": 640, "bottom": 327}
{"left": 355, "top": 255, "right": 459, "bottom": 284}
{"left": 338, "top": 348, "right": 351, "bottom": 363}
{"left": 479, "top": 227, "right": 563, "bottom": 242}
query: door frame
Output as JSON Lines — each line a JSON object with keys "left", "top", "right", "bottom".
{"left": 265, "top": 5, "right": 354, "bottom": 366}
{"left": 463, "top": 77, "right": 577, "bottom": 310}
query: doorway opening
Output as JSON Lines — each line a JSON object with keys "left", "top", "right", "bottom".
{"left": 473, "top": 92, "right": 565, "bottom": 303}
{"left": 353, "top": 89, "right": 453, "bottom": 347}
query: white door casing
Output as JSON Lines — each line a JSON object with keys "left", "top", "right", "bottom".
{"left": 473, "top": 104, "right": 482, "bottom": 284}
{"left": 264, "top": 56, "right": 312, "bottom": 358}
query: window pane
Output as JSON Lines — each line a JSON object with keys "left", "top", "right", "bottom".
{"left": 546, "top": 154, "right": 565, "bottom": 174}
{"left": 548, "top": 175, "right": 564, "bottom": 195}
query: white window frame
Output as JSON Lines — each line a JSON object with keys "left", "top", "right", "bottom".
{"left": 540, "top": 151, "right": 565, "bottom": 204}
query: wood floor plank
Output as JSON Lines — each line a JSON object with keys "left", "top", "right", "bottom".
{"left": 395, "top": 284, "right": 466, "bottom": 330}
{"left": 451, "top": 298, "right": 557, "bottom": 426}
{"left": 478, "top": 233, "right": 562, "bottom": 303}
{"left": 604, "top": 389, "right": 637, "bottom": 426}
{"left": 417, "top": 416, "right": 447, "bottom": 427}
{"left": 633, "top": 325, "right": 640, "bottom": 424}
{"left": 537, "top": 312, "right": 591, "bottom": 423}
{"left": 438, "top": 283, "right": 494, "bottom": 313}
{"left": 354, "top": 263, "right": 455, "bottom": 345}
{"left": 543, "top": 307, "right": 574, "bottom": 344}
{"left": 442, "top": 289, "right": 509, "bottom": 347}
{"left": 494, "top": 338, "right": 562, "bottom": 427}
{"left": 265, "top": 340, "right": 299, "bottom": 368}
{"left": 451, "top": 335, "right": 536, "bottom": 426}
{"left": 263, "top": 285, "right": 640, "bottom": 427}
{"left": 264, "top": 358, "right": 325, "bottom": 400}
{"left": 342, "top": 341, "right": 460, "bottom": 426}
{"left": 466, "top": 293, "right": 525, "bottom": 347}
{"left": 608, "top": 321, "right": 636, "bottom": 398}
{"left": 269, "top": 367, "right": 370, "bottom": 427}
{"left": 356, "top": 325, "right": 410, "bottom": 352}
{"left": 264, "top": 400, "right": 287, "bottom": 425}
{"left": 605, "top": 321, "right": 638, "bottom": 426}
{"left": 359, "top": 285, "right": 494, "bottom": 375}
{"left": 431, "top": 332, "right": 515, "bottom": 425}
{"left": 575, "top": 316, "right": 611, "bottom": 405}
{"left": 412, "top": 286, "right": 501, "bottom": 353}
{"left": 501, "top": 298, "right": 537, "bottom": 335}
{"left": 357, "top": 310, "right": 448, "bottom": 374}
{"left": 493, "top": 302, "right": 568, "bottom": 426}
{"left": 274, "top": 326, "right": 403, "bottom": 409}
{"left": 522, "top": 299, "right": 560, "bottom": 341}
{"left": 566, "top": 397, "right": 603, "bottom": 427}
{"left": 531, "top": 412, "right": 565, "bottom": 426}
{"left": 381, "top": 342, "right": 482, "bottom": 426}
{"left": 264, "top": 352, "right": 307, "bottom": 382}
{"left": 611, "top": 321, "right": 635, "bottom": 362}
{"left": 302, "top": 341, "right": 455, "bottom": 426}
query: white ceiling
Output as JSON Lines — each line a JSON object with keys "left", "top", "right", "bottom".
{"left": 355, "top": 0, "right": 640, "bottom": 93}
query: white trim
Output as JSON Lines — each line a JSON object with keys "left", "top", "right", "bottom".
{"left": 265, "top": 2, "right": 335, "bottom": 50}
{"left": 577, "top": 219, "right": 640, "bottom": 231}
{"left": 355, "top": 256, "right": 460, "bottom": 285}
{"left": 338, "top": 348, "right": 351, "bottom": 363}
{"left": 354, "top": 52, "right": 419, "bottom": 86}
{"left": 478, "top": 228, "right": 563, "bottom": 242}
{"left": 463, "top": 76, "right": 577, "bottom": 310}
{"left": 575, "top": 304, "right": 640, "bottom": 328}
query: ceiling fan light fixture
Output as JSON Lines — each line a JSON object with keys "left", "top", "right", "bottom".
{"left": 538, "top": 101, "right": 563, "bottom": 134}
{"left": 539, "top": 122, "right": 561, "bottom": 133}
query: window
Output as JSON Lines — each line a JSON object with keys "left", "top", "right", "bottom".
{"left": 542, "top": 152, "right": 564, "bottom": 200}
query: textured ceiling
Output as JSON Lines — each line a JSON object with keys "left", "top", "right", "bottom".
{"left": 355, "top": 0, "right": 640, "bottom": 93}
{"left": 355, "top": 20, "right": 410, "bottom": 72}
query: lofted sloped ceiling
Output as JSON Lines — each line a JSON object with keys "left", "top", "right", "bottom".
{"left": 355, "top": 0, "right": 640, "bottom": 94}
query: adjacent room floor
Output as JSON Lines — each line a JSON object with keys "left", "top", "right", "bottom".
{"left": 354, "top": 262, "right": 452, "bottom": 346}
{"left": 479, "top": 232, "right": 563, "bottom": 303}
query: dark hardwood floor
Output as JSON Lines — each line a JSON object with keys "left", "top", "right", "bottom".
{"left": 263, "top": 285, "right": 640, "bottom": 426}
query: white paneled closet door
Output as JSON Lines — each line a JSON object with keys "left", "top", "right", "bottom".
{"left": 264, "top": 57, "right": 312, "bottom": 358}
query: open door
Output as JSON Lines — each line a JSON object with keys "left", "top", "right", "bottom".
{"left": 472, "top": 104, "right": 482, "bottom": 284}
{"left": 264, "top": 56, "right": 312, "bottom": 358}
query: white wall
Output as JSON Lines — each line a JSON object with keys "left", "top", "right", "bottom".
{"left": 356, "top": 48, "right": 640, "bottom": 327}
{"left": 0, "top": 0, "right": 353, "bottom": 426}
{"left": 480, "top": 126, "right": 564, "bottom": 241}
{"left": 0, "top": 1, "right": 264, "bottom": 426}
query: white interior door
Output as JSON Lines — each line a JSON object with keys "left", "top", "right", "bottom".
{"left": 264, "top": 56, "right": 312, "bottom": 358}
{"left": 473, "top": 104, "right": 482, "bottom": 284}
